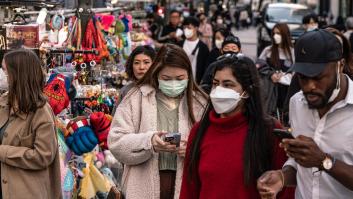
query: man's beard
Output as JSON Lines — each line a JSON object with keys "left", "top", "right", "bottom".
{"left": 304, "top": 76, "right": 337, "bottom": 109}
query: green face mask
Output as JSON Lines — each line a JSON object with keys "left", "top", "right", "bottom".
{"left": 158, "top": 79, "right": 188, "bottom": 97}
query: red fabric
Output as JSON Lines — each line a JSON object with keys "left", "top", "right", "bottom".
{"left": 44, "top": 74, "right": 70, "bottom": 115}
{"left": 180, "top": 111, "right": 294, "bottom": 199}
{"left": 90, "top": 112, "right": 111, "bottom": 150}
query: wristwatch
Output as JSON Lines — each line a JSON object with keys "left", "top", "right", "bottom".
{"left": 322, "top": 153, "right": 336, "bottom": 171}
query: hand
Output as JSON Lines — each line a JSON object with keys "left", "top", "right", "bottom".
{"left": 280, "top": 135, "right": 326, "bottom": 168}
{"left": 151, "top": 132, "right": 177, "bottom": 153}
{"left": 177, "top": 140, "right": 187, "bottom": 157}
{"left": 169, "top": 32, "right": 176, "bottom": 39}
{"left": 257, "top": 170, "right": 284, "bottom": 199}
{"left": 271, "top": 72, "right": 282, "bottom": 83}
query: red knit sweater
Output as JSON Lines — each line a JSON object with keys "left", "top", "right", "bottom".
{"left": 180, "top": 110, "right": 294, "bottom": 199}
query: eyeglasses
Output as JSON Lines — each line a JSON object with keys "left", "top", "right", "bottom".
{"left": 217, "top": 52, "right": 245, "bottom": 61}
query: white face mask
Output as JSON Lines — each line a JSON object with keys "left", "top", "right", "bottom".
{"left": 184, "top": 28, "right": 194, "bottom": 39}
{"left": 328, "top": 64, "right": 341, "bottom": 103}
{"left": 307, "top": 24, "right": 318, "bottom": 32}
{"left": 215, "top": 39, "right": 223, "bottom": 49}
{"left": 273, "top": 34, "right": 282, "bottom": 44}
{"left": 0, "top": 69, "right": 8, "bottom": 90}
{"left": 217, "top": 19, "right": 223, "bottom": 24}
{"left": 210, "top": 86, "right": 245, "bottom": 114}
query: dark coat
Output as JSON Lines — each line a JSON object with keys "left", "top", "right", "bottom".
{"left": 178, "top": 40, "right": 210, "bottom": 84}
{"left": 257, "top": 60, "right": 278, "bottom": 115}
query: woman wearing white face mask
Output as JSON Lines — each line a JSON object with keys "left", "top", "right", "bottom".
{"left": 258, "top": 23, "right": 294, "bottom": 126}
{"left": 180, "top": 54, "right": 293, "bottom": 199}
{"left": 108, "top": 44, "right": 207, "bottom": 199}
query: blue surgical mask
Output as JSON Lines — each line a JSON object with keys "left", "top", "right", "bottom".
{"left": 158, "top": 79, "right": 188, "bottom": 98}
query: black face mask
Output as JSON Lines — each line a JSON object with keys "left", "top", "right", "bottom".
{"left": 222, "top": 51, "right": 239, "bottom": 55}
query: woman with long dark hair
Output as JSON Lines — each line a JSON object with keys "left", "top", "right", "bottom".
{"left": 108, "top": 44, "right": 207, "bottom": 199}
{"left": 258, "top": 23, "right": 294, "bottom": 125}
{"left": 0, "top": 49, "right": 61, "bottom": 199}
{"left": 180, "top": 54, "right": 292, "bottom": 198}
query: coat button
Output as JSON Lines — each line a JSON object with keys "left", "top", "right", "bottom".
{"left": 2, "top": 179, "right": 7, "bottom": 184}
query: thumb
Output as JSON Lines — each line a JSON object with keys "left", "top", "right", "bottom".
{"left": 259, "top": 172, "right": 273, "bottom": 183}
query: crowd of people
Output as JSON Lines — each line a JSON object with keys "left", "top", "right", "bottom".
{"left": 1, "top": 6, "right": 353, "bottom": 199}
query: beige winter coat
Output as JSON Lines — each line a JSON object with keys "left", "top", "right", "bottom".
{"left": 108, "top": 85, "right": 206, "bottom": 199}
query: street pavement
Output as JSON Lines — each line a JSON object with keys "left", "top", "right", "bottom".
{"left": 232, "top": 26, "right": 258, "bottom": 61}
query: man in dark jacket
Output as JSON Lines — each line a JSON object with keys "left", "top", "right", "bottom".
{"left": 178, "top": 16, "right": 209, "bottom": 84}
{"left": 158, "top": 10, "right": 183, "bottom": 44}
{"left": 200, "top": 35, "right": 242, "bottom": 93}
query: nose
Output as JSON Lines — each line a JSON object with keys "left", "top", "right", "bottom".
{"left": 304, "top": 79, "right": 317, "bottom": 91}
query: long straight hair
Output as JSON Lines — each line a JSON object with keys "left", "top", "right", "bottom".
{"left": 136, "top": 44, "right": 207, "bottom": 124}
{"left": 187, "top": 56, "right": 275, "bottom": 185}
{"left": 270, "top": 23, "right": 293, "bottom": 69}
{"left": 4, "top": 49, "right": 46, "bottom": 114}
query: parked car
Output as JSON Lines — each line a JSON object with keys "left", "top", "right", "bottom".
{"left": 256, "top": 3, "right": 312, "bottom": 56}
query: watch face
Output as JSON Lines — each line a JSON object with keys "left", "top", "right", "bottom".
{"left": 323, "top": 158, "right": 333, "bottom": 170}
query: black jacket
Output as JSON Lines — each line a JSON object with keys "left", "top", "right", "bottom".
{"left": 158, "top": 24, "right": 182, "bottom": 44}
{"left": 178, "top": 40, "right": 210, "bottom": 84}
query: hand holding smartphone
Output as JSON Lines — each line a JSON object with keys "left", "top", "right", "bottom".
{"left": 273, "top": 128, "right": 294, "bottom": 140}
{"left": 163, "top": 132, "right": 181, "bottom": 147}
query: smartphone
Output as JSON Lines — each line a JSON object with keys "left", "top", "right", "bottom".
{"left": 164, "top": 133, "right": 181, "bottom": 147}
{"left": 273, "top": 128, "right": 294, "bottom": 140}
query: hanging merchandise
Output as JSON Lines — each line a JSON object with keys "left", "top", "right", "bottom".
{"left": 90, "top": 112, "right": 112, "bottom": 150}
{"left": 44, "top": 73, "right": 72, "bottom": 115}
{"left": 5, "top": 24, "right": 39, "bottom": 49}
{"left": 79, "top": 153, "right": 112, "bottom": 199}
{"left": 51, "top": 14, "right": 65, "bottom": 31}
{"left": 65, "top": 117, "right": 99, "bottom": 155}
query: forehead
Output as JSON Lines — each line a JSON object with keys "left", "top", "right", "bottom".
{"left": 159, "top": 66, "right": 187, "bottom": 75}
{"left": 214, "top": 67, "right": 238, "bottom": 81}
{"left": 223, "top": 43, "right": 239, "bottom": 49}
{"left": 170, "top": 13, "right": 180, "bottom": 17}
{"left": 134, "top": 54, "right": 152, "bottom": 60}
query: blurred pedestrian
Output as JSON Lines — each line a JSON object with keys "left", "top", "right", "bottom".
{"left": 201, "top": 35, "right": 242, "bottom": 93}
{"left": 257, "top": 28, "right": 353, "bottom": 199}
{"left": 302, "top": 13, "right": 319, "bottom": 32}
{"left": 179, "top": 17, "right": 210, "bottom": 84}
{"left": 344, "top": 16, "right": 353, "bottom": 52}
{"left": 207, "top": 28, "right": 232, "bottom": 67}
{"left": 108, "top": 44, "right": 207, "bottom": 199}
{"left": 258, "top": 23, "right": 294, "bottom": 125}
{"left": 158, "top": 10, "right": 183, "bottom": 44}
{"left": 197, "top": 13, "right": 213, "bottom": 50}
{"left": 0, "top": 49, "right": 61, "bottom": 199}
{"left": 180, "top": 54, "right": 292, "bottom": 199}
{"left": 213, "top": 14, "right": 227, "bottom": 31}
{"left": 146, "top": 13, "right": 163, "bottom": 41}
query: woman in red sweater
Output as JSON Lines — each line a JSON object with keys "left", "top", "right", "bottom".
{"left": 180, "top": 54, "right": 293, "bottom": 199}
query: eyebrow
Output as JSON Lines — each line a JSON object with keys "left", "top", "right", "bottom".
{"left": 161, "top": 75, "right": 185, "bottom": 78}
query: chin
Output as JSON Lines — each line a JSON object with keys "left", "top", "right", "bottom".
{"left": 307, "top": 101, "right": 327, "bottom": 109}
